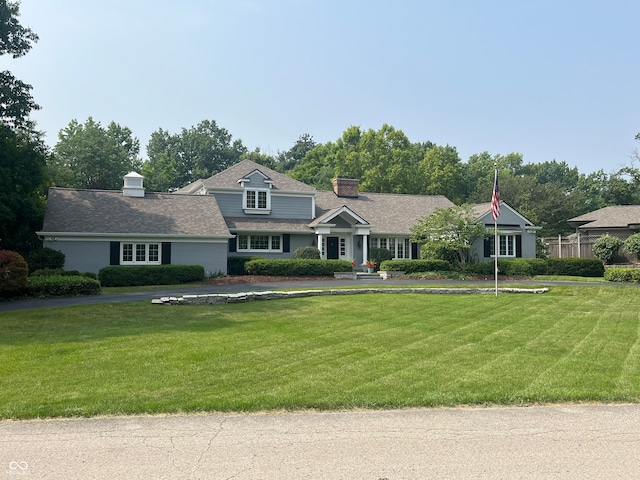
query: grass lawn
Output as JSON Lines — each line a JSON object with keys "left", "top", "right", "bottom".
{"left": 1, "top": 285, "right": 640, "bottom": 419}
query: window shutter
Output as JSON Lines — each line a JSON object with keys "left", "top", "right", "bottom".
{"left": 411, "top": 242, "right": 419, "bottom": 259}
{"left": 283, "top": 234, "right": 291, "bottom": 253}
{"left": 229, "top": 237, "right": 237, "bottom": 253}
{"left": 484, "top": 238, "right": 492, "bottom": 258}
{"left": 516, "top": 235, "right": 522, "bottom": 258}
{"left": 110, "top": 242, "right": 120, "bottom": 265}
{"left": 161, "top": 242, "right": 171, "bottom": 264}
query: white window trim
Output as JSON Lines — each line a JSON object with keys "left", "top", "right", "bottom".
{"left": 243, "top": 188, "right": 271, "bottom": 214}
{"left": 489, "top": 235, "right": 517, "bottom": 258}
{"left": 237, "top": 233, "right": 282, "bottom": 252}
{"left": 121, "top": 242, "right": 162, "bottom": 265}
{"left": 371, "top": 237, "right": 412, "bottom": 259}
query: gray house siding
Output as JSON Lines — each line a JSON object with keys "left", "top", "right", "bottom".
{"left": 49, "top": 241, "right": 110, "bottom": 274}
{"left": 171, "top": 242, "right": 228, "bottom": 275}
{"left": 214, "top": 192, "right": 244, "bottom": 217}
{"left": 213, "top": 191, "right": 313, "bottom": 219}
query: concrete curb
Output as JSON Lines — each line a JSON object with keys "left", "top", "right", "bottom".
{"left": 152, "top": 287, "right": 550, "bottom": 305}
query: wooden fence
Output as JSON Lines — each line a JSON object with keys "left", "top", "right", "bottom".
{"left": 543, "top": 234, "right": 638, "bottom": 263}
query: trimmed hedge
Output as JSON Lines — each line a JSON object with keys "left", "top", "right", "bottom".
{"left": 545, "top": 258, "right": 605, "bottom": 277}
{"left": 498, "top": 258, "right": 547, "bottom": 277}
{"left": 27, "top": 275, "right": 101, "bottom": 297}
{"left": 245, "top": 259, "right": 352, "bottom": 276}
{"left": 294, "top": 247, "right": 321, "bottom": 259}
{"left": 604, "top": 268, "right": 640, "bottom": 283}
{"left": 98, "top": 265, "right": 204, "bottom": 287}
{"left": 379, "top": 259, "right": 451, "bottom": 273}
{"left": 31, "top": 268, "right": 97, "bottom": 280}
{"left": 228, "top": 256, "right": 263, "bottom": 275}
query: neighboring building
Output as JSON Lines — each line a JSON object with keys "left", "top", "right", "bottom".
{"left": 38, "top": 160, "right": 540, "bottom": 274}
{"left": 567, "top": 206, "right": 640, "bottom": 237}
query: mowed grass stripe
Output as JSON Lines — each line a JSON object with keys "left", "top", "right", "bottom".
{"left": 2, "top": 286, "right": 640, "bottom": 418}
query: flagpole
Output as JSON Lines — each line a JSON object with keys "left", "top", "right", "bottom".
{"left": 491, "top": 165, "right": 499, "bottom": 297}
{"left": 494, "top": 215, "right": 498, "bottom": 297}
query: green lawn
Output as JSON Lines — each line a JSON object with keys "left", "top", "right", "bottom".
{"left": 1, "top": 285, "right": 639, "bottom": 419}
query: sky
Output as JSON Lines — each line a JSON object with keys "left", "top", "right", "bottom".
{"left": 4, "top": 0, "right": 640, "bottom": 174}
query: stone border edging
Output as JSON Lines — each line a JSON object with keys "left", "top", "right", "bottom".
{"left": 152, "top": 287, "right": 550, "bottom": 305}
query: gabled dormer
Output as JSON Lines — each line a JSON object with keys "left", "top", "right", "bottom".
{"left": 239, "top": 169, "right": 273, "bottom": 215}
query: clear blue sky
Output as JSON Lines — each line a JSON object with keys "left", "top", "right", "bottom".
{"left": 5, "top": 0, "right": 640, "bottom": 174}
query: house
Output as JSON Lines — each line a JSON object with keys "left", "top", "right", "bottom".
{"left": 38, "top": 160, "right": 539, "bottom": 274}
{"left": 470, "top": 202, "right": 541, "bottom": 262}
{"left": 568, "top": 206, "right": 640, "bottom": 238}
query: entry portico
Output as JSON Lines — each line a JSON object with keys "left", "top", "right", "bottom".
{"left": 310, "top": 205, "right": 372, "bottom": 263}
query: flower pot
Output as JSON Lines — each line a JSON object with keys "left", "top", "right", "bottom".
{"left": 367, "top": 267, "right": 375, "bottom": 273}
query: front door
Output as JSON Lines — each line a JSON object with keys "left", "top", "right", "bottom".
{"left": 327, "top": 236, "right": 340, "bottom": 259}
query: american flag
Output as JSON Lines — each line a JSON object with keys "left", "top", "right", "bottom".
{"left": 490, "top": 170, "right": 500, "bottom": 222}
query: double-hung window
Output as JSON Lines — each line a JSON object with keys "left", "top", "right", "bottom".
{"left": 121, "top": 243, "right": 161, "bottom": 264}
{"left": 487, "top": 235, "right": 518, "bottom": 257}
{"left": 371, "top": 237, "right": 411, "bottom": 259}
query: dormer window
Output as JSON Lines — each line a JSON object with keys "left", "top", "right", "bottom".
{"left": 243, "top": 188, "right": 271, "bottom": 214}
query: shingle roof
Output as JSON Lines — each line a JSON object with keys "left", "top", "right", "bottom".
{"left": 225, "top": 217, "right": 313, "bottom": 233}
{"left": 40, "top": 188, "right": 231, "bottom": 237}
{"left": 193, "top": 159, "right": 316, "bottom": 193}
{"left": 314, "top": 191, "right": 455, "bottom": 235}
{"left": 568, "top": 205, "right": 640, "bottom": 229}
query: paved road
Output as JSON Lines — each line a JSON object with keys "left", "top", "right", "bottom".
{"left": 2, "top": 404, "right": 640, "bottom": 479}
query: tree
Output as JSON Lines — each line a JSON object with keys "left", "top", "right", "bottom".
{"left": 143, "top": 120, "right": 247, "bottom": 191}
{"left": 418, "top": 145, "right": 465, "bottom": 202}
{"left": 0, "top": 0, "right": 39, "bottom": 130}
{"left": 0, "top": 124, "right": 47, "bottom": 253}
{"left": 410, "top": 205, "right": 486, "bottom": 271}
{"left": 49, "top": 118, "right": 142, "bottom": 190}
{"left": 274, "top": 133, "right": 316, "bottom": 173}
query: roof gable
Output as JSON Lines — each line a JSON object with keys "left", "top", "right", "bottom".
{"left": 472, "top": 201, "right": 536, "bottom": 227}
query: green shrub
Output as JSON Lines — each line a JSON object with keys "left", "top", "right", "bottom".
{"left": 30, "top": 268, "right": 97, "bottom": 280}
{"left": 498, "top": 258, "right": 547, "bottom": 277}
{"left": 294, "top": 247, "right": 321, "bottom": 259}
{"left": 27, "top": 275, "right": 101, "bottom": 297}
{"left": 0, "top": 250, "right": 29, "bottom": 296}
{"left": 592, "top": 235, "right": 623, "bottom": 264}
{"left": 98, "top": 265, "right": 204, "bottom": 287}
{"left": 379, "top": 259, "right": 451, "bottom": 273}
{"left": 227, "top": 256, "right": 262, "bottom": 275}
{"left": 245, "top": 259, "right": 351, "bottom": 276}
{"left": 545, "top": 258, "right": 605, "bottom": 277}
{"left": 624, "top": 233, "right": 640, "bottom": 257}
{"left": 604, "top": 267, "right": 640, "bottom": 283}
{"left": 466, "top": 262, "right": 494, "bottom": 275}
{"left": 369, "top": 248, "right": 394, "bottom": 267}
{"left": 26, "top": 247, "right": 65, "bottom": 272}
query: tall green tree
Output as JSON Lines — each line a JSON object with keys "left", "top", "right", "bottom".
{"left": 275, "top": 133, "right": 316, "bottom": 173}
{"left": 0, "top": 1, "right": 46, "bottom": 254}
{"left": 0, "top": 0, "right": 39, "bottom": 130}
{"left": 419, "top": 145, "right": 465, "bottom": 202}
{"left": 0, "top": 124, "right": 47, "bottom": 253}
{"left": 50, "top": 117, "right": 142, "bottom": 190}
{"left": 143, "top": 120, "right": 247, "bottom": 191}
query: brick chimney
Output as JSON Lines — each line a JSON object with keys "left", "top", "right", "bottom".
{"left": 333, "top": 178, "right": 359, "bottom": 198}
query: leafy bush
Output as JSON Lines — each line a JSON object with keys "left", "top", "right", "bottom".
{"left": 369, "top": 248, "right": 394, "bottom": 268}
{"left": 545, "top": 258, "right": 605, "bottom": 277}
{"left": 27, "top": 275, "right": 101, "bottom": 297}
{"left": 623, "top": 233, "right": 640, "bottom": 257}
{"left": 98, "top": 265, "right": 204, "bottom": 287}
{"left": 604, "top": 267, "right": 640, "bottom": 283}
{"left": 227, "top": 256, "right": 262, "bottom": 275}
{"left": 26, "top": 247, "right": 65, "bottom": 272}
{"left": 592, "top": 235, "right": 623, "bottom": 264}
{"left": 379, "top": 259, "right": 451, "bottom": 273}
{"left": 30, "top": 268, "right": 97, "bottom": 280}
{"left": 245, "top": 259, "right": 351, "bottom": 276}
{"left": 294, "top": 247, "right": 321, "bottom": 259}
{"left": 0, "top": 250, "right": 29, "bottom": 296}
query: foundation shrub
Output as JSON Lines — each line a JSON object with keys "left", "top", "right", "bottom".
{"left": 379, "top": 259, "right": 451, "bottom": 273}
{"left": 545, "top": 258, "right": 605, "bottom": 277}
{"left": 27, "top": 275, "right": 101, "bottom": 297}
{"left": 0, "top": 250, "right": 29, "bottom": 296}
{"left": 98, "top": 265, "right": 204, "bottom": 287}
{"left": 245, "top": 259, "right": 351, "bottom": 276}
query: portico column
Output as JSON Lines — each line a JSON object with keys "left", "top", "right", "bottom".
{"left": 362, "top": 234, "right": 369, "bottom": 265}
{"left": 317, "top": 233, "right": 324, "bottom": 259}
